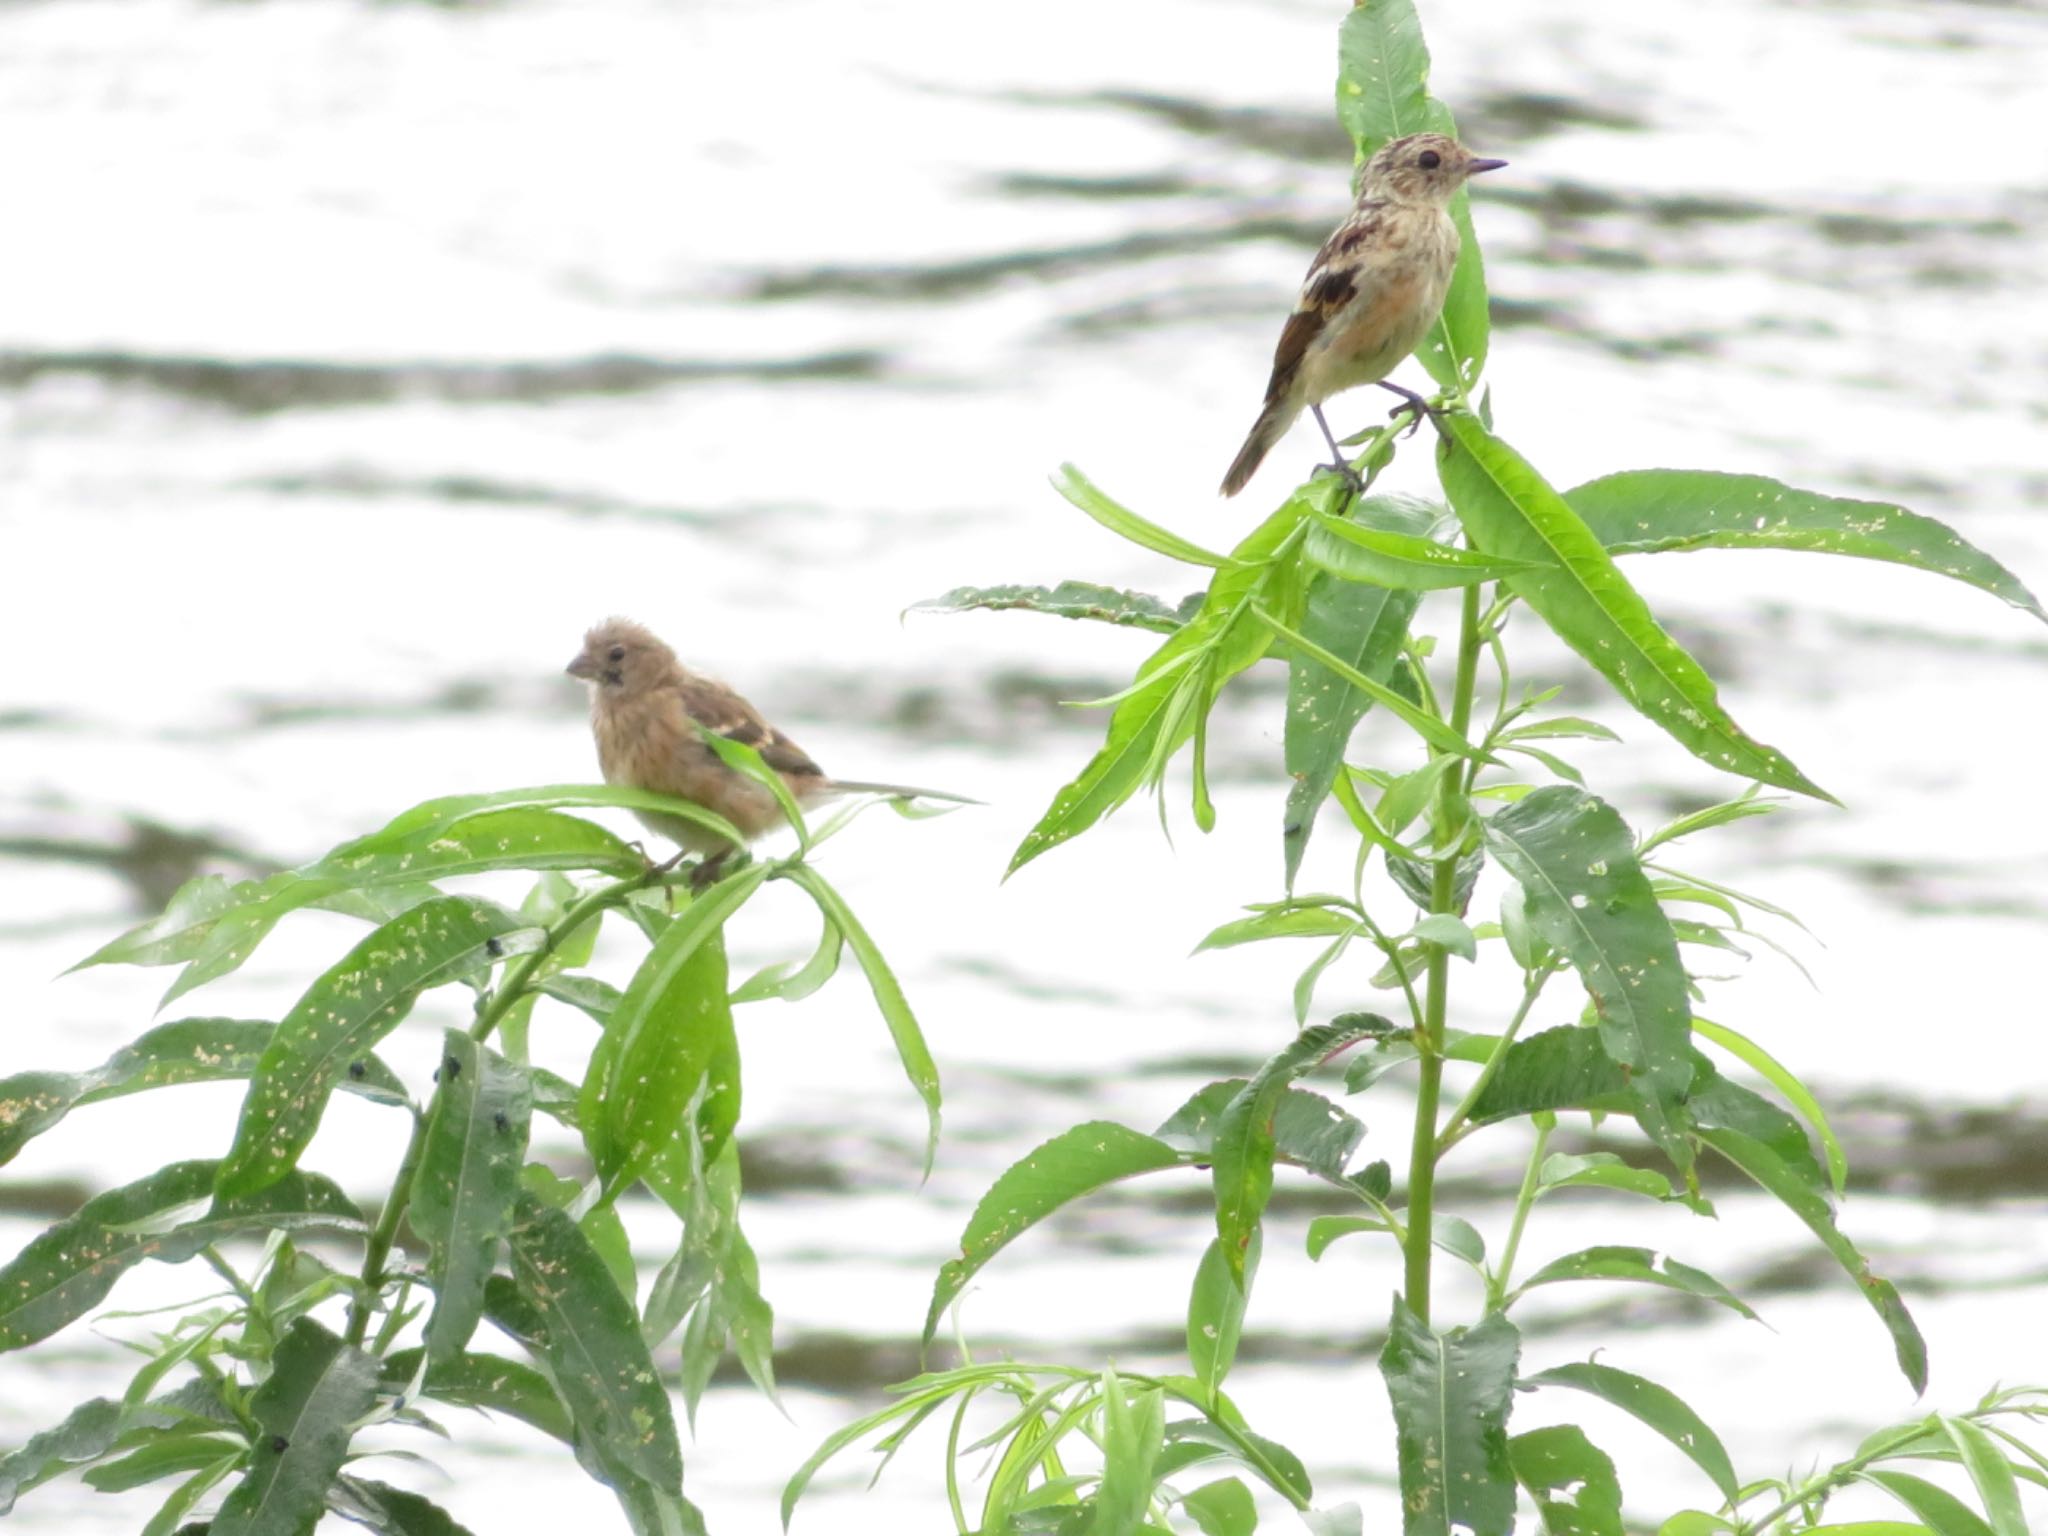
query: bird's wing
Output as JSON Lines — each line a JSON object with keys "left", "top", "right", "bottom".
{"left": 672, "top": 675, "right": 825, "bottom": 780}
{"left": 1260, "top": 201, "right": 1384, "bottom": 403}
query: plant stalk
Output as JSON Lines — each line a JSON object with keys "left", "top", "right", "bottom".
{"left": 1402, "top": 584, "right": 1486, "bottom": 1324}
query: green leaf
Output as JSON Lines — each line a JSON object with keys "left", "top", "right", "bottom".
{"left": 1510, "top": 1425, "right": 1625, "bottom": 1536}
{"left": 1693, "top": 1015, "right": 1847, "bottom": 1195}
{"left": 1014, "top": 488, "right": 1317, "bottom": 873}
{"left": 0, "top": 1397, "right": 184, "bottom": 1513}
{"left": 495, "top": 1190, "right": 684, "bottom": 1494}
{"left": 140, "top": 1454, "right": 240, "bottom": 1536}
{"left": 1696, "top": 1120, "right": 1929, "bottom": 1391}
{"left": 1283, "top": 496, "right": 1433, "bottom": 885}
{"left": 1438, "top": 417, "right": 1831, "bottom": 800}
{"left": 581, "top": 872, "right": 758, "bottom": 1192}
{"left": 1942, "top": 1406, "right": 2028, "bottom": 1527}
{"left": 1466, "top": 1026, "right": 1630, "bottom": 1124}
{"left": 1261, "top": 605, "right": 1483, "bottom": 760}
{"left": 909, "top": 581, "right": 1201, "bottom": 634}
{"left": 1051, "top": 464, "right": 1232, "bottom": 568}
{"left": 1537, "top": 1152, "right": 1673, "bottom": 1202}
{"left": 333, "top": 1476, "right": 482, "bottom": 1536}
{"left": 1196, "top": 906, "right": 1358, "bottom": 952}
{"left": 1092, "top": 1373, "right": 1166, "bottom": 1536}
{"left": 1567, "top": 469, "right": 2047, "bottom": 623}
{"left": 1379, "top": 1301, "right": 1519, "bottom": 1536}
{"left": 1309, "top": 514, "right": 1538, "bottom": 590}
{"left": 210, "top": 1318, "right": 380, "bottom": 1536}
{"left": 0, "top": 1018, "right": 407, "bottom": 1170}
{"left": 1410, "top": 913, "right": 1477, "bottom": 961}
{"left": 0, "top": 1161, "right": 363, "bottom": 1351}
{"left": 310, "top": 806, "right": 645, "bottom": 888}
{"left": 731, "top": 914, "right": 844, "bottom": 1004}
{"left": 785, "top": 865, "right": 942, "bottom": 1175}
{"left": 1860, "top": 1469, "right": 1997, "bottom": 1536}
{"left": 1187, "top": 1234, "right": 1257, "bottom": 1405}
{"left": 413, "top": 1032, "right": 533, "bottom": 1362}
{"left": 1523, "top": 1362, "right": 1737, "bottom": 1505}
{"left": 1180, "top": 1476, "right": 1258, "bottom": 1536}
{"left": 379, "top": 1348, "right": 573, "bottom": 1444}
{"left": 215, "top": 896, "right": 527, "bottom": 1201}
{"left": 82, "top": 1430, "right": 247, "bottom": 1492}
{"left": 1213, "top": 1017, "right": 1391, "bottom": 1285}
{"left": 1513, "top": 1246, "right": 1758, "bottom": 1320}
{"left": 1307, "top": 1213, "right": 1484, "bottom": 1269}
{"left": 1335, "top": 0, "right": 1491, "bottom": 391}
{"left": 341, "top": 782, "right": 743, "bottom": 860}
{"left": 924, "top": 1122, "right": 1182, "bottom": 1344}
{"left": 1482, "top": 788, "right": 1695, "bottom": 1170}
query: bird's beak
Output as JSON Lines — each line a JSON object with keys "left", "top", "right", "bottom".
{"left": 565, "top": 652, "right": 597, "bottom": 680}
{"left": 1468, "top": 157, "right": 1508, "bottom": 175}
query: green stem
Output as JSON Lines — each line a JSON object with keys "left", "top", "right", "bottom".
{"left": 1402, "top": 585, "right": 1486, "bottom": 1324}
{"left": 1734, "top": 1418, "right": 1934, "bottom": 1534}
{"left": 1486, "top": 1114, "right": 1552, "bottom": 1312}
{"left": 345, "top": 1110, "right": 429, "bottom": 1348}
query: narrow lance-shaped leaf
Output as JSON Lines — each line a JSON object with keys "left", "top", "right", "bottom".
{"left": 787, "top": 864, "right": 942, "bottom": 1175}
{"left": 0, "top": 1018, "right": 409, "bottom": 1169}
{"left": 1283, "top": 494, "right": 1431, "bottom": 887}
{"left": 924, "top": 1122, "right": 1184, "bottom": 1345}
{"left": 909, "top": 581, "right": 1202, "bottom": 634}
{"left": 1188, "top": 1231, "right": 1259, "bottom": 1406}
{"left": 0, "top": 1397, "right": 187, "bottom": 1515}
{"left": 0, "top": 1161, "right": 363, "bottom": 1351}
{"left": 1439, "top": 415, "right": 1832, "bottom": 800}
{"left": 1213, "top": 1015, "right": 1392, "bottom": 1286}
{"left": 1482, "top": 788, "right": 1695, "bottom": 1172}
{"left": 1512, "top": 1245, "right": 1759, "bottom": 1321}
{"left": 1011, "top": 486, "right": 1315, "bottom": 873}
{"left": 1696, "top": 1123, "right": 1927, "bottom": 1394}
{"left": 209, "top": 1319, "right": 380, "bottom": 1536}
{"left": 1051, "top": 463, "right": 1232, "bottom": 568}
{"left": 1335, "top": 0, "right": 1492, "bottom": 391}
{"left": 1379, "top": 1301, "right": 1520, "bottom": 1536}
{"left": 378, "top": 1348, "right": 574, "bottom": 1445}
{"left": 414, "top": 1032, "right": 534, "bottom": 1362}
{"left": 216, "top": 896, "right": 530, "bottom": 1201}
{"left": 1308, "top": 513, "right": 1539, "bottom": 591}
{"left": 1567, "top": 469, "right": 2046, "bottom": 623}
{"left": 494, "top": 1191, "right": 684, "bottom": 1495}
{"left": 580, "top": 870, "right": 759, "bottom": 1192}
{"left": 1522, "top": 1361, "right": 1738, "bottom": 1506}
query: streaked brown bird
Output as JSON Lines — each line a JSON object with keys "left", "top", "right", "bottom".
{"left": 1220, "top": 131, "right": 1506, "bottom": 498}
{"left": 566, "top": 618, "right": 971, "bottom": 871}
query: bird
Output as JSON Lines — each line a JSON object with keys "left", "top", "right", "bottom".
{"left": 566, "top": 618, "right": 973, "bottom": 876}
{"left": 1219, "top": 131, "right": 1506, "bottom": 498}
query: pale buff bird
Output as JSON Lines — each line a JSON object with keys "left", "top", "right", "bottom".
{"left": 566, "top": 618, "right": 971, "bottom": 871}
{"left": 1220, "top": 131, "right": 1506, "bottom": 497}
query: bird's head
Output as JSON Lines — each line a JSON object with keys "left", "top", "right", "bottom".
{"left": 567, "top": 618, "right": 676, "bottom": 692}
{"left": 1359, "top": 132, "right": 1506, "bottom": 206}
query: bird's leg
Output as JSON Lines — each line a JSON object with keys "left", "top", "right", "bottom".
{"left": 1376, "top": 379, "right": 1440, "bottom": 438}
{"left": 1310, "top": 405, "right": 1367, "bottom": 495}
{"left": 689, "top": 847, "right": 751, "bottom": 893}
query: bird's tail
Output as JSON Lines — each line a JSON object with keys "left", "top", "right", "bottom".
{"left": 1219, "top": 398, "right": 1301, "bottom": 498}
{"left": 827, "top": 780, "right": 983, "bottom": 807}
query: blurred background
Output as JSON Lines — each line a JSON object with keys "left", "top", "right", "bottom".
{"left": 2, "top": 0, "right": 2045, "bottom": 1528}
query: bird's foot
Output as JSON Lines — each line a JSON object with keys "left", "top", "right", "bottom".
{"left": 1377, "top": 381, "right": 1445, "bottom": 439}
{"left": 688, "top": 848, "right": 751, "bottom": 893}
{"left": 1313, "top": 459, "right": 1369, "bottom": 496}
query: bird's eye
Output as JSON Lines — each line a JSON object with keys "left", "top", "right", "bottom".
{"left": 1418, "top": 149, "right": 1442, "bottom": 169}
{"left": 607, "top": 644, "right": 626, "bottom": 663}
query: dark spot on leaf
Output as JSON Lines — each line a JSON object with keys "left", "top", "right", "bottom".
{"left": 347, "top": 1061, "right": 366, "bottom": 1080}
{"left": 270, "top": 1434, "right": 290, "bottom": 1454}
{"left": 445, "top": 1056, "right": 461, "bottom": 1079}
{"left": 485, "top": 936, "right": 504, "bottom": 958}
